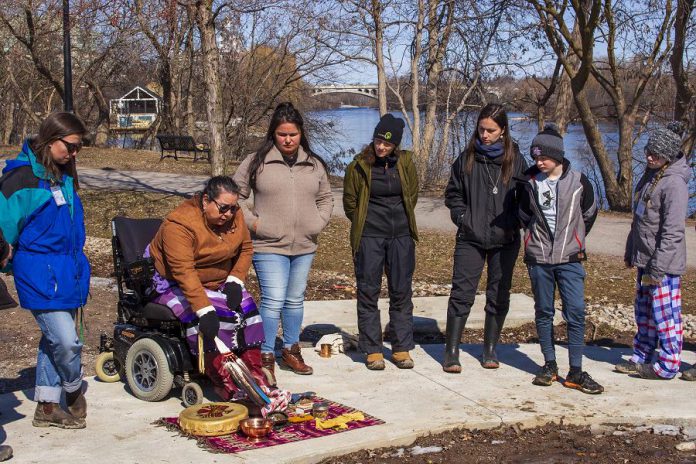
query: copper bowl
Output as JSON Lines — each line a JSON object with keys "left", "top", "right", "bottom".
{"left": 239, "top": 417, "right": 274, "bottom": 441}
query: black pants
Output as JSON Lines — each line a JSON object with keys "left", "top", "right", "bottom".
{"left": 446, "top": 239, "right": 520, "bottom": 318}
{"left": 354, "top": 236, "right": 415, "bottom": 354}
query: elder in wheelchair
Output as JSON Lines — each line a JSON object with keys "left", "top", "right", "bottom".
{"left": 99, "top": 176, "right": 286, "bottom": 411}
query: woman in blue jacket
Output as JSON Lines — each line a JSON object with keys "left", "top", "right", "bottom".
{"left": 0, "top": 112, "right": 90, "bottom": 429}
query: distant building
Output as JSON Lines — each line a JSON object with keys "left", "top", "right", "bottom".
{"left": 110, "top": 86, "right": 161, "bottom": 129}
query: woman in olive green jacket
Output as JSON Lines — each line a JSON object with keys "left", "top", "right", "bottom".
{"left": 343, "top": 114, "right": 418, "bottom": 371}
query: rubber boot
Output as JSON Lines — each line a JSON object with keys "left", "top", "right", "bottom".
{"left": 481, "top": 312, "right": 506, "bottom": 369}
{"left": 32, "top": 402, "right": 85, "bottom": 429}
{"left": 442, "top": 315, "right": 466, "bottom": 373}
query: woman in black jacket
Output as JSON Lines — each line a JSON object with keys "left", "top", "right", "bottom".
{"left": 442, "top": 104, "right": 526, "bottom": 373}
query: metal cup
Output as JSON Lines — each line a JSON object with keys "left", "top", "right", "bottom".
{"left": 320, "top": 343, "right": 332, "bottom": 358}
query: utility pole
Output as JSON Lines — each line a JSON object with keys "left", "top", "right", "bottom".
{"left": 63, "top": 0, "right": 74, "bottom": 112}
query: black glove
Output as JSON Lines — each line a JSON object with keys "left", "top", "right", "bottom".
{"left": 222, "top": 281, "right": 243, "bottom": 309}
{"left": 198, "top": 311, "right": 220, "bottom": 340}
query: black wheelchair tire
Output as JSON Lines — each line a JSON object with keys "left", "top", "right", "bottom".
{"left": 125, "top": 338, "right": 174, "bottom": 402}
{"left": 182, "top": 382, "right": 204, "bottom": 407}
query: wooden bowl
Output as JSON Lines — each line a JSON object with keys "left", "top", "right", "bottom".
{"left": 239, "top": 417, "right": 274, "bottom": 441}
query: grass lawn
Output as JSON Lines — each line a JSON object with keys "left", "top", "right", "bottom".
{"left": 0, "top": 144, "right": 237, "bottom": 176}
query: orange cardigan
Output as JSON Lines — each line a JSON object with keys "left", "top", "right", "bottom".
{"left": 149, "top": 196, "right": 252, "bottom": 311}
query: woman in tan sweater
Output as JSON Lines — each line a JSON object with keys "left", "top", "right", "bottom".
{"left": 234, "top": 102, "right": 333, "bottom": 379}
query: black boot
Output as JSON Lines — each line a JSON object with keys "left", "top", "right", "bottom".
{"left": 481, "top": 312, "right": 507, "bottom": 369}
{"left": 443, "top": 315, "right": 466, "bottom": 373}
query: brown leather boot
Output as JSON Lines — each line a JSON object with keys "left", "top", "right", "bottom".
{"left": 261, "top": 352, "right": 277, "bottom": 386}
{"left": 32, "top": 402, "right": 85, "bottom": 429}
{"left": 66, "top": 387, "right": 87, "bottom": 419}
{"left": 280, "top": 344, "right": 313, "bottom": 375}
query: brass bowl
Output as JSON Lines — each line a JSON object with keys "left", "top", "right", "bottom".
{"left": 239, "top": 417, "right": 274, "bottom": 441}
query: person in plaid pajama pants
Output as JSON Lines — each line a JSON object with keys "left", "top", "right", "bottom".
{"left": 619, "top": 123, "right": 690, "bottom": 380}
{"left": 632, "top": 270, "right": 683, "bottom": 378}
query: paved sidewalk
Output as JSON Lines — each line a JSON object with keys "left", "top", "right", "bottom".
{"left": 304, "top": 294, "right": 545, "bottom": 334}
{"left": 1, "top": 345, "right": 694, "bottom": 464}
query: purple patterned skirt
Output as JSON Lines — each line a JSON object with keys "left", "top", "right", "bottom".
{"left": 145, "top": 247, "right": 264, "bottom": 355}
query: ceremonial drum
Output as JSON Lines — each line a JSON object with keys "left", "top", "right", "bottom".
{"left": 178, "top": 402, "right": 249, "bottom": 437}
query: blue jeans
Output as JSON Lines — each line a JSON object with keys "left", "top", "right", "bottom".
{"left": 527, "top": 262, "right": 586, "bottom": 369}
{"left": 252, "top": 252, "right": 315, "bottom": 353}
{"left": 32, "top": 310, "right": 83, "bottom": 403}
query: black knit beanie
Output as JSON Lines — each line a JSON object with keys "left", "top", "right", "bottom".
{"left": 373, "top": 114, "right": 405, "bottom": 147}
{"left": 530, "top": 123, "right": 564, "bottom": 163}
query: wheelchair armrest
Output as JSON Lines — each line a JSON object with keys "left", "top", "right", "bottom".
{"left": 126, "top": 258, "right": 156, "bottom": 281}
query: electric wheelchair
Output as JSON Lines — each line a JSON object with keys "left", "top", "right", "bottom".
{"left": 95, "top": 216, "right": 205, "bottom": 407}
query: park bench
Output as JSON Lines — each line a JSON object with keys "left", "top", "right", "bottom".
{"left": 155, "top": 135, "right": 210, "bottom": 162}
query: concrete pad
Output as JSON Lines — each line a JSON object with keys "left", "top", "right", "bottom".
{"left": 2, "top": 344, "right": 694, "bottom": 463}
{"left": 304, "top": 294, "right": 547, "bottom": 335}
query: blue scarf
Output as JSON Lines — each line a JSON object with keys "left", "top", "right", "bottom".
{"left": 474, "top": 138, "right": 504, "bottom": 158}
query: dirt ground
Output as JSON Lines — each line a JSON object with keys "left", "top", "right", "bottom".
{"left": 78, "top": 190, "right": 696, "bottom": 317}
{"left": 319, "top": 423, "right": 694, "bottom": 463}
{"left": 0, "top": 187, "right": 693, "bottom": 461}
{"left": 1, "top": 189, "right": 693, "bottom": 394}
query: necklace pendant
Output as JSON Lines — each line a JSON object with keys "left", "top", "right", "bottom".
{"left": 492, "top": 187, "right": 498, "bottom": 195}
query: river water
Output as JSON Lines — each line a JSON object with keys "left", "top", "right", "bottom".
{"left": 309, "top": 107, "right": 696, "bottom": 212}
{"left": 107, "top": 107, "right": 693, "bottom": 211}
{"left": 309, "top": 107, "right": 623, "bottom": 169}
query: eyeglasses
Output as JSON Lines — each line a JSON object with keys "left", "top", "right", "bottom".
{"left": 210, "top": 198, "right": 239, "bottom": 215}
{"left": 59, "top": 138, "right": 82, "bottom": 154}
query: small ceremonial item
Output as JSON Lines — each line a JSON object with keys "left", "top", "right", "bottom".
{"left": 239, "top": 417, "right": 274, "bottom": 441}
{"left": 320, "top": 343, "right": 332, "bottom": 358}
{"left": 312, "top": 401, "right": 329, "bottom": 420}
{"left": 178, "top": 402, "right": 248, "bottom": 437}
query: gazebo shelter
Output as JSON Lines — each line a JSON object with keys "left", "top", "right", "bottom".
{"left": 110, "top": 86, "right": 161, "bottom": 129}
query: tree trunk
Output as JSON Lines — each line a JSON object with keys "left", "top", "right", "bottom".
{"left": 159, "top": 61, "right": 175, "bottom": 133}
{"left": 554, "top": 72, "right": 573, "bottom": 134}
{"left": 553, "top": 19, "right": 581, "bottom": 134}
{"left": 573, "top": 90, "right": 631, "bottom": 211}
{"left": 186, "top": 29, "right": 196, "bottom": 136}
{"left": 194, "top": 0, "right": 226, "bottom": 176}
{"left": 86, "top": 79, "right": 111, "bottom": 147}
{"left": 671, "top": 0, "right": 695, "bottom": 158}
{"left": 409, "top": 0, "right": 425, "bottom": 167}
{"left": 371, "top": 0, "right": 388, "bottom": 116}
{"left": 1, "top": 99, "right": 13, "bottom": 145}
{"left": 421, "top": 0, "right": 454, "bottom": 181}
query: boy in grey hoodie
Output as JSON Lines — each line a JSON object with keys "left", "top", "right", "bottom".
{"left": 617, "top": 123, "right": 690, "bottom": 380}
{"left": 519, "top": 124, "right": 603, "bottom": 394}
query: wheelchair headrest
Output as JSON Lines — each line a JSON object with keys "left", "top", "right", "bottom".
{"left": 111, "top": 217, "right": 163, "bottom": 265}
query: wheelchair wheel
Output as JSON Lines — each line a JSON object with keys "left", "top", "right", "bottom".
{"left": 182, "top": 382, "right": 204, "bottom": 407}
{"left": 125, "top": 338, "right": 174, "bottom": 402}
{"left": 95, "top": 352, "right": 121, "bottom": 383}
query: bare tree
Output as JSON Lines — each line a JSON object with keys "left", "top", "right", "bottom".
{"left": 185, "top": 0, "right": 226, "bottom": 175}
{"left": 518, "top": 58, "right": 563, "bottom": 131}
{"left": 380, "top": 0, "right": 510, "bottom": 181}
{"left": 527, "top": 0, "right": 675, "bottom": 211}
{"left": 671, "top": 0, "right": 696, "bottom": 158}
{"left": 133, "top": 0, "right": 191, "bottom": 133}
